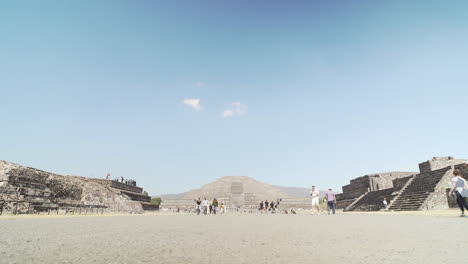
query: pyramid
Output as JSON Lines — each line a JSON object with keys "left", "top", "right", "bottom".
{"left": 159, "top": 176, "right": 291, "bottom": 210}
{"left": 183, "top": 176, "right": 288, "bottom": 200}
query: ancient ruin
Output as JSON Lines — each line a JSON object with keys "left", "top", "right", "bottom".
{"left": 0, "top": 160, "right": 156, "bottom": 215}
{"left": 338, "top": 157, "right": 468, "bottom": 211}
{"left": 160, "top": 176, "right": 313, "bottom": 211}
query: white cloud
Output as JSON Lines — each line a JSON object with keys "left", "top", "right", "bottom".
{"left": 182, "top": 98, "right": 201, "bottom": 111}
{"left": 196, "top": 82, "right": 205, "bottom": 87}
{"left": 223, "top": 109, "right": 235, "bottom": 118}
{"left": 222, "top": 102, "right": 247, "bottom": 118}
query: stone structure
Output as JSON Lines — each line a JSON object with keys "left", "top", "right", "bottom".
{"left": 108, "top": 181, "right": 159, "bottom": 211}
{"left": 336, "top": 172, "right": 416, "bottom": 209}
{"left": 160, "top": 176, "right": 315, "bottom": 211}
{"left": 418, "top": 157, "right": 468, "bottom": 173}
{"left": 339, "top": 157, "right": 468, "bottom": 212}
{"left": 0, "top": 161, "right": 155, "bottom": 214}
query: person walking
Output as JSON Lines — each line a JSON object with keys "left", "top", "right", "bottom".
{"left": 310, "top": 185, "right": 320, "bottom": 215}
{"left": 325, "top": 187, "right": 336, "bottom": 215}
{"left": 383, "top": 198, "right": 388, "bottom": 209}
{"left": 202, "top": 197, "right": 209, "bottom": 215}
{"left": 195, "top": 198, "right": 202, "bottom": 215}
{"left": 212, "top": 198, "right": 219, "bottom": 215}
{"left": 449, "top": 169, "right": 468, "bottom": 217}
{"left": 264, "top": 200, "right": 269, "bottom": 213}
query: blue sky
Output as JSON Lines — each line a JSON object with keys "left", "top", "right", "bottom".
{"left": 1, "top": 0, "right": 467, "bottom": 195}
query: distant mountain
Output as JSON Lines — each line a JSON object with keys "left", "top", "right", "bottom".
{"left": 273, "top": 185, "right": 326, "bottom": 199}
{"left": 155, "top": 192, "right": 187, "bottom": 200}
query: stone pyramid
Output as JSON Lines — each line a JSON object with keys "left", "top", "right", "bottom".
{"left": 183, "top": 176, "right": 289, "bottom": 203}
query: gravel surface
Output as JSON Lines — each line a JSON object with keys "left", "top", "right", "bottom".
{"left": 0, "top": 213, "right": 466, "bottom": 264}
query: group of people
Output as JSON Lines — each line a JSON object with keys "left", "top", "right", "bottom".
{"left": 194, "top": 197, "right": 225, "bottom": 215}
{"left": 259, "top": 199, "right": 281, "bottom": 213}
{"left": 106, "top": 173, "right": 137, "bottom": 186}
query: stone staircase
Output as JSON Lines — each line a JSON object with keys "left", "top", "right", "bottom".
{"left": 346, "top": 188, "right": 396, "bottom": 211}
{"left": 388, "top": 166, "right": 451, "bottom": 211}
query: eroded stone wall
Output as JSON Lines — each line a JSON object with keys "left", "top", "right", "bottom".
{"left": 0, "top": 161, "right": 143, "bottom": 214}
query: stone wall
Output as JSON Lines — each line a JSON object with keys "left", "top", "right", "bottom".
{"left": 110, "top": 181, "right": 143, "bottom": 194}
{"left": 0, "top": 161, "right": 144, "bottom": 214}
{"left": 369, "top": 172, "right": 416, "bottom": 191}
{"left": 418, "top": 157, "right": 468, "bottom": 173}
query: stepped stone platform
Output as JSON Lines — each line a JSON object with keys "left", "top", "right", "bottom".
{"left": 0, "top": 161, "right": 151, "bottom": 214}
{"left": 108, "top": 181, "right": 158, "bottom": 211}
{"left": 336, "top": 171, "right": 416, "bottom": 210}
{"left": 340, "top": 157, "right": 468, "bottom": 212}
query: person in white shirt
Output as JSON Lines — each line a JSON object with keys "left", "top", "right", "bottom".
{"left": 449, "top": 169, "right": 468, "bottom": 217}
{"left": 383, "top": 198, "right": 388, "bottom": 209}
{"left": 310, "top": 185, "right": 320, "bottom": 215}
{"left": 202, "top": 197, "right": 210, "bottom": 215}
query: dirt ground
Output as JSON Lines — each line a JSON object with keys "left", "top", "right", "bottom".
{"left": 0, "top": 211, "right": 466, "bottom": 264}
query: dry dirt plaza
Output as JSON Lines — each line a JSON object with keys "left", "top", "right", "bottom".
{"left": 0, "top": 211, "right": 466, "bottom": 264}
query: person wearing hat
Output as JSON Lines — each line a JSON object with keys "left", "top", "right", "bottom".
{"left": 325, "top": 187, "right": 336, "bottom": 215}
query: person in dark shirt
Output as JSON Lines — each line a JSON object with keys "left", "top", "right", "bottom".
{"left": 195, "top": 198, "right": 202, "bottom": 215}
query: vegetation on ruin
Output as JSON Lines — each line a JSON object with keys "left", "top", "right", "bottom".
{"left": 151, "top": 197, "right": 162, "bottom": 206}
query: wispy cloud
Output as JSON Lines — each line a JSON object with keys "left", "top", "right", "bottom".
{"left": 182, "top": 98, "right": 201, "bottom": 111}
{"left": 196, "top": 81, "right": 205, "bottom": 87}
{"left": 222, "top": 102, "right": 247, "bottom": 118}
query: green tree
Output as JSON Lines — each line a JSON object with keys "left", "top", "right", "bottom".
{"left": 143, "top": 191, "right": 148, "bottom": 196}
{"left": 151, "top": 197, "right": 162, "bottom": 206}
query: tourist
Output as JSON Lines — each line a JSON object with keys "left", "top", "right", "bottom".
{"left": 212, "top": 198, "right": 219, "bottom": 214}
{"left": 195, "top": 198, "right": 202, "bottom": 215}
{"left": 259, "top": 201, "right": 264, "bottom": 212}
{"left": 106, "top": 172, "right": 110, "bottom": 180}
{"left": 449, "top": 169, "right": 468, "bottom": 217}
{"left": 310, "top": 185, "right": 320, "bottom": 215}
{"left": 270, "top": 201, "right": 274, "bottom": 213}
{"left": 220, "top": 202, "right": 225, "bottom": 214}
{"left": 325, "top": 187, "right": 336, "bottom": 215}
{"left": 264, "top": 200, "right": 269, "bottom": 213}
{"left": 383, "top": 198, "right": 388, "bottom": 209}
{"left": 203, "top": 197, "right": 209, "bottom": 215}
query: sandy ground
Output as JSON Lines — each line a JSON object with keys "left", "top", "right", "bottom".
{"left": 0, "top": 211, "right": 466, "bottom": 264}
